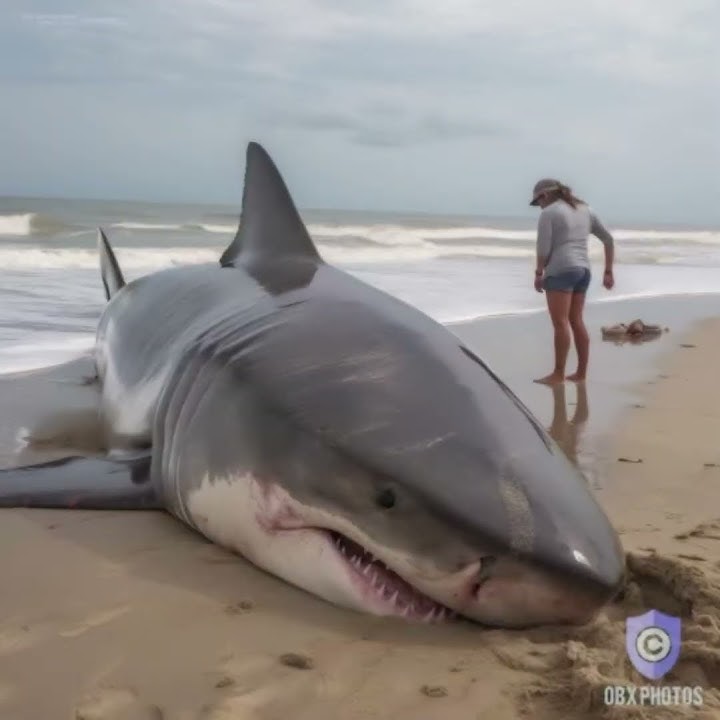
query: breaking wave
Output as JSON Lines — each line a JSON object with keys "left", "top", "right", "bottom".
{"left": 1, "top": 242, "right": 720, "bottom": 270}
{"left": 3, "top": 210, "right": 718, "bottom": 243}
{"left": 2, "top": 208, "right": 719, "bottom": 269}
{"left": 0, "top": 212, "right": 79, "bottom": 237}
{"left": 111, "top": 221, "right": 231, "bottom": 233}
{"left": 0, "top": 214, "right": 234, "bottom": 238}
{"left": 0, "top": 247, "right": 219, "bottom": 270}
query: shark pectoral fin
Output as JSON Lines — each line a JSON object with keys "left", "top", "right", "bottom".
{"left": 19, "top": 407, "right": 108, "bottom": 458}
{"left": 0, "top": 451, "right": 161, "bottom": 510}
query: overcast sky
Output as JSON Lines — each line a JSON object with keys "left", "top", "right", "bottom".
{"left": 1, "top": 1, "right": 718, "bottom": 224}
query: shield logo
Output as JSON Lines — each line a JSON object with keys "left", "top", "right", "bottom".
{"left": 625, "top": 609, "right": 682, "bottom": 680}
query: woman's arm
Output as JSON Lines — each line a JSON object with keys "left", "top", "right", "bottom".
{"left": 535, "top": 210, "right": 554, "bottom": 275}
{"left": 590, "top": 212, "right": 614, "bottom": 273}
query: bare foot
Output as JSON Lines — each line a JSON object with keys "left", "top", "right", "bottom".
{"left": 534, "top": 373, "right": 565, "bottom": 385}
{"left": 566, "top": 373, "right": 586, "bottom": 383}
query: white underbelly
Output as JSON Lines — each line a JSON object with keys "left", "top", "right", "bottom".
{"left": 185, "top": 473, "right": 371, "bottom": 612}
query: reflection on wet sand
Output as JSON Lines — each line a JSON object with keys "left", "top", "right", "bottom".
{"left": 547, "top": 382, "right": 589, "bottom": 466}
{"left": 601, "top": 333, "right": 664, "bottom": 347}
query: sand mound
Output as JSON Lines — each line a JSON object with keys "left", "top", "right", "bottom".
{"left": 499, "top": 550, "right": 720, "bottom": 719}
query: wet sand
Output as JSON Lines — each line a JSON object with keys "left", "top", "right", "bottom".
{"left": 0, "top": 294, "right": 719, "bottom": 719}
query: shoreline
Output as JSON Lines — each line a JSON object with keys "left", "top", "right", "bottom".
{"left": 0, "top": 295, "right": 719, "bottom": 718}
{"left": 445, "top": 289, "right": 720, "bottom": 326}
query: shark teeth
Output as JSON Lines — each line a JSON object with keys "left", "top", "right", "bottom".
{"left": 328, "top": 530, "right": 454, "bottom": 623}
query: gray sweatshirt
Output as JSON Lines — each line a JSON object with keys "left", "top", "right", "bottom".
{"left": 536, "top": 200, "right": 614, "bottom": 277}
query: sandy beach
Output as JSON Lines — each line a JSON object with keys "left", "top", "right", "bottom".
{"left": 1, "top": 295, "right": 719, "bottom": 720}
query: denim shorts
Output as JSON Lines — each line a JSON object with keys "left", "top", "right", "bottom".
{"left": 543, "top": 267, "right": 591, "bottom": 293}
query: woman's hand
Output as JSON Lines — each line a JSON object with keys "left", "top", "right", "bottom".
{"left": 603, "top": 269, "right": 614, "bottom": 290}
{"left": 534, "top": 273, "right": 544, "bottom": 293}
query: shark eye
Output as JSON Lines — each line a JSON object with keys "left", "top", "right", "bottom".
{"left": 375, "top": 488, "right": 396, "bottom": 509}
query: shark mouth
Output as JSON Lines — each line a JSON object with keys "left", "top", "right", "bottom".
{"left": 327, "top": 530, "right": 456, "bottom": 622}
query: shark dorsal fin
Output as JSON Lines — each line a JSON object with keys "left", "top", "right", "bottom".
{"left": 220, "top": 142, "right": 322, "bottom": 269}
{"left": 97, "top": 228, "right": 126, "bottom": 300}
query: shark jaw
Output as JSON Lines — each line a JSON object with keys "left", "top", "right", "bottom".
{"left": 184, "top": 473, "right": 479, "bottom": 623}
{"left": 326, "top": 530, "right": 456, "bottom": 622}
{"left": 185, "top": 473, "right": 606, "bottom": 628}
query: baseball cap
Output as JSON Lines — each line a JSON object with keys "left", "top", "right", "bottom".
{"left": 529, "top": 178, "right": 561, "bottom": 206}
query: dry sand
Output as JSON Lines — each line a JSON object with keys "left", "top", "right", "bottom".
{"left": 1, "top": 313, "right": 719, "bottom": 719}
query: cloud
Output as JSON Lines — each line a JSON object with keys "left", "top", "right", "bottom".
{"left": 8, "top": 0, "right": 717, "bottom": 104}
{"left": 267, "top": 107, "right": 508, "bottom": 148}
{"left": 22, "top": 12, "right": 126, "bottom": 28}
{"left": 163, "top": 0, "right": 718, "bottom": 89}
{"left": 10, "top": 0, "right": 716, "bottom": 89}
{"left": 0, "top": 0, "right": 717, "bottom": 222}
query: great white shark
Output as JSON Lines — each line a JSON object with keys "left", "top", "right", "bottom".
{"left": 0, "top": 142, "right": 625, "bottom": 627}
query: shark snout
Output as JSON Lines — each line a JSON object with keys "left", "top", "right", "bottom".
{"left": 458, "top": 554, "right": 619, "bottom": 627}
{"left": 398, "top": 548, "right": 620, "bottom": 627}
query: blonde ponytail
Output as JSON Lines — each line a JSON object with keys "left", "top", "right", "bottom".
{"left": 555, "top": 183, "right": 585, "bottom": 209}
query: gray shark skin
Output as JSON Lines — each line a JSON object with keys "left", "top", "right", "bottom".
{"left": 0, "top": 142, "right": 625, "bottom": 627}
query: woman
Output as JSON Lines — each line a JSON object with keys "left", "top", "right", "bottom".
{"left": 529, "top": 178, "right": 615, "bottom": 385}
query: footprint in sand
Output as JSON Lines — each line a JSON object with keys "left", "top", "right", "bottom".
{"left": 676, "top": 519, "right": 720, "bottom": 542}
{"left": 0, "top": 620, "right": 47, "bottom": 656}
{"left": 0, "top": 627, "right": 34, "bottom": 656}
{"left": 59, "top": 606, "right": 130, "bottom": 639}
{"left": 200, "top": 653, "right": 324, "bottom": 720}
{"left": 75, "top": 687, "right": 163, "bottom": 720}
{"left": 224, "top": 601, "right": 254, "bottom": 616}
{"left": 1, "top": 607, "right": 132, "bottom": 655}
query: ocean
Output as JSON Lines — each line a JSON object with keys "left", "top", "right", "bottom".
{"left": 1, "top": 196, "right": 719, "bottom": 375}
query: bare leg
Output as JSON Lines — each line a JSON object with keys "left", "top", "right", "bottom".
{"left": 567, "top": 291, "right": 589, "bottom": 382}
{"left": 535, "top": 290, "right": 572, "bottom": 385}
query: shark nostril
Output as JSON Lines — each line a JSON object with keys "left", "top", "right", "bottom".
{"left": 471, "top": 555, "right": 498, "bottom": 596}
{"left": 375, "top": 488, "right": 396, "bottom": 509}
